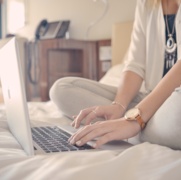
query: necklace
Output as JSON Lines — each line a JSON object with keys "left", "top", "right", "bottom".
{"left": 165, "top": 1, "right": 177, "bottom": 54}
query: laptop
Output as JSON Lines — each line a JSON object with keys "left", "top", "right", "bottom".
{"left": 0, "top": 37, "right": 132, "bottom": 156}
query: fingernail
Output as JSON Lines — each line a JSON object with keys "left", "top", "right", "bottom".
{"left": 92, "top": 142, "right": 97, "bottom": 148}
{"left": 76, "top": 140, "right": 82, "bottom": 146}
{"left": 70, "top": 139, "right": 75, "bottom": 145}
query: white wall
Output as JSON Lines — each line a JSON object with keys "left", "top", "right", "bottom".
{"left": 17, "top": 0, "right": 136, "bottom": 40}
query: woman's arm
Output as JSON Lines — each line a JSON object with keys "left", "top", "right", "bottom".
{"left": 69, "top": 60, "right": 181, "bottom": 148}
{"left": 137, "top": 60, "right": 181, "bottom": 123}
{"left": 113, "top": 0, "right": 147, "bottom": 109}
{"left": 71, "top": 0, "right": 147, "bottom": 128}
{"left": 113, "top": 71, "right": 143, "bottom": 110}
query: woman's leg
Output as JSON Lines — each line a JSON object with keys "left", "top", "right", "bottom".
{"left": 49, "top": 77, "right": 117, "bottom": 119}
{"left": 140, "top": 86, "right": 181, "bottom": 149}
{"left": 50, "top": 76, "right": 147, "bottom": 122}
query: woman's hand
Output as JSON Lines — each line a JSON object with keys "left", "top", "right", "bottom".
{"left": 71, "top": 104, "right": 125, "bottom": 129}
{"left": 69, "top": 118, "right": 141, "bottom": 148}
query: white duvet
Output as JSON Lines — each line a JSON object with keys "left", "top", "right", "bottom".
{"left": 0, "top": 101, "right": 181, "bottom": 180}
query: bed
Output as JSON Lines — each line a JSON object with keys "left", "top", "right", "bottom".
{"left": 0, "top": 22, "right": 181, "bottom": 180}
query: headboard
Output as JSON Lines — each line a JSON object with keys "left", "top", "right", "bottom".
{"left": 111, "top": 21, "right": 133, "bottom": 66}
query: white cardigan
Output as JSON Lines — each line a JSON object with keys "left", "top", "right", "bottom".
{"left": 123, "top": 0, "right": 181, "bottom": 92}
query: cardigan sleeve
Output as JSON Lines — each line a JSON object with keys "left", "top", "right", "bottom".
{"left": 123, "top": 0, "right": 147, "bottom": 79}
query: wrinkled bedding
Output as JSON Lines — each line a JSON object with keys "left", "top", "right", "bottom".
{"left": 0, "top": 101, "right": 181, "bottom": 180}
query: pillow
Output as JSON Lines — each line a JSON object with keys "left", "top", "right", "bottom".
{"left": 140, "top": 87, "right": 181, "bottom": 150}
{"left": 99, "top": 64, "right": 124, "bottom": 87}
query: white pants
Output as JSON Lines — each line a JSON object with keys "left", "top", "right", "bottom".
{"left": 49, "top": 77, "right": 147, "bottom": 119}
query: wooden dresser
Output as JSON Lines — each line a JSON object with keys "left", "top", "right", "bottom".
{"left": 25, "top": 38, "right": 111, "bottom": 101}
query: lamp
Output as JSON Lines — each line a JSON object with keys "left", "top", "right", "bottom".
{"left": 85, "top": 0, "right": 109, "bottom": 40}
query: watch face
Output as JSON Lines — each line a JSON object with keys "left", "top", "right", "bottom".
{"left": 125, "top": 108, "right": 145, "bottom": 129}
{"left": 125, "top": 108, "right": 140, "bottom": 119}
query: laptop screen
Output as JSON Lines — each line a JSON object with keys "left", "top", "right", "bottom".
{"left": 0, "top": 37, "right": 34, "bottom": 156}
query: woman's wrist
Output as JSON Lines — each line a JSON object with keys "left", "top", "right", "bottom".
{"left": 111, "top": 101, "right": 126, "bottom": 112}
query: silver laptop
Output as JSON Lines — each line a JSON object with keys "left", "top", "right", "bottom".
{"left": 0, "top": 37, "right": 132, "bottom": 156}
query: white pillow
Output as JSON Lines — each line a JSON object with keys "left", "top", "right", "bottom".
{"left": 99, "top": 64, "right": 124, "bottom": 87}
{"left": 140, "top": 87, "right": 181, "bottom": 150}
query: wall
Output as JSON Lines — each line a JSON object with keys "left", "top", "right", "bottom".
{"left": 17, "top": 0, "right": 136, "bottom": 40}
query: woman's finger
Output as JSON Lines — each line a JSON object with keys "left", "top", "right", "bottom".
{"left": 68, "top": 125, "right": 86, "bottom": 142}
{"left": 72, "top": 107, "right": 96, "bottom": 128}
{"left": 83, "top": 110, "right": 98, "bottom": 126}
{"left": 69, "top": 124, "right": 97, "bottom": 144}
{"left": 71, "top": 115, "right": 77, "bottom": 127}
{"left": 70, "top": 121, "right": 104, "bottom": 143}
{"left": 84, "top": 106, "right": 107, "bottom": 125}
{"left": 71, "top": 122, "right": 113, "bottom": 146}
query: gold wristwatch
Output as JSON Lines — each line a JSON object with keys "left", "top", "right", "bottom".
{"left": 124, "top": 107, "right": 145, "bottom": 130}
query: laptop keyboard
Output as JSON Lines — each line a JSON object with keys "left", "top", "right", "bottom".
{"left": 31, "top": 126, "right": 93, "bottom": 153}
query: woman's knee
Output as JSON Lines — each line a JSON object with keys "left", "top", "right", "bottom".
{"left": 49, "top": 77, "right": 81, "bottom": 101}
{"left": 49, "top": 77, "right": 87, "bottom": 118}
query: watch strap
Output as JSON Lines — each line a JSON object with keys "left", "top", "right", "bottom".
{"left": 135, "top": 115, "right": 145, "bottom": 130}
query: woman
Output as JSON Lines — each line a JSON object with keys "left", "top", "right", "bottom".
{"left": 50, "top": 0, "right": 181, "bottom": 149}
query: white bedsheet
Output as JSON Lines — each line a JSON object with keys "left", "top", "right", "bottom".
{"left": 0, "top": 101, "right": 181, "bottom": 180}
{"left": 0, "top": 42, "right": 180, "bottom": 179}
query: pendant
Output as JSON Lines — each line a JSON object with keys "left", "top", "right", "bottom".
{"left": 165, "top": 34, "right": 177, "bottom": 54}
